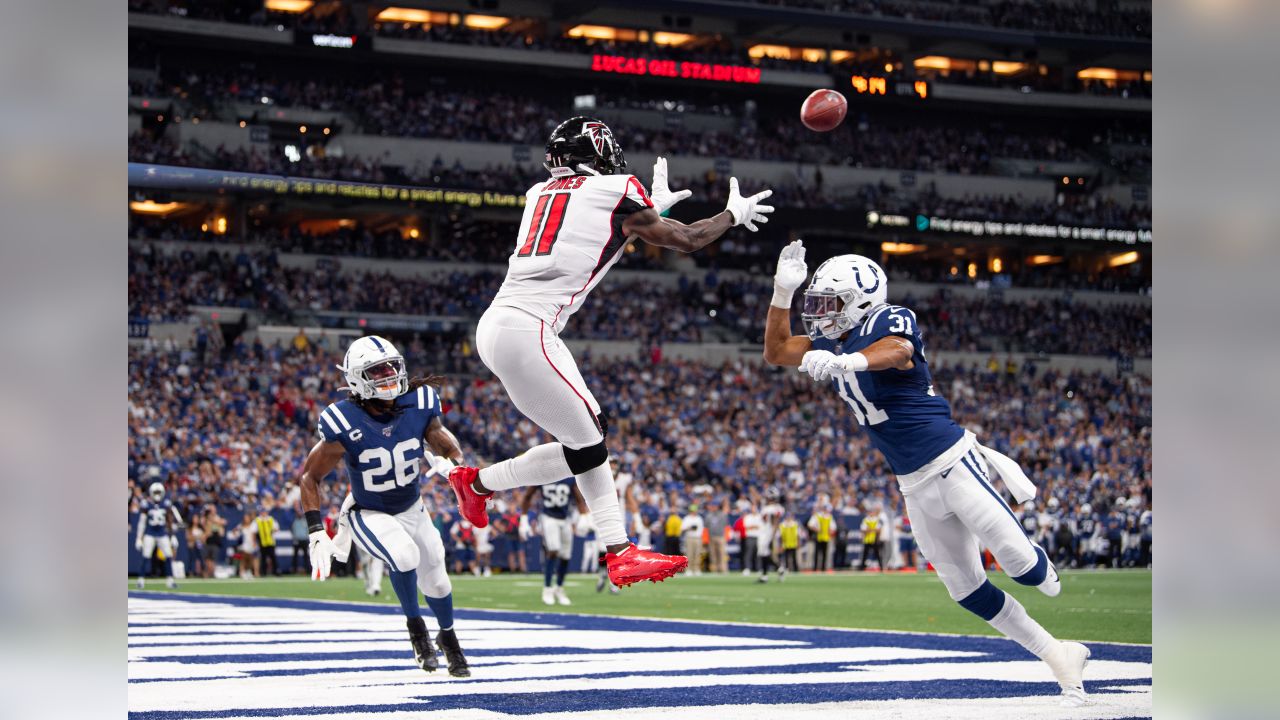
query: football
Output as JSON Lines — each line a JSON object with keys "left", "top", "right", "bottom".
{"left": 800, "top": 88, "right": 848, "bottom": 132}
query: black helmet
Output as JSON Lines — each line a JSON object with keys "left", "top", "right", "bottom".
{"left": 544, "top": 116, "right": 627, "bottom": 177}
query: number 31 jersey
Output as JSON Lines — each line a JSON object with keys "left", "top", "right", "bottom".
{"left": 316, "top": 386, "right": 442, "bottom": 514}
{"left": 812, "top": 304, "right": 963, "bottom": 475}
{"left": 490, "top": 173, "right": 653, "bottom": 334}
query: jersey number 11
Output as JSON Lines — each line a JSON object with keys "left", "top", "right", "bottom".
{"left": 517, "top": 194, "right": 571, "bottom": 257}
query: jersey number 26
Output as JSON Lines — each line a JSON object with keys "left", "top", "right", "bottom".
{"left": 358, "top": 438, "right": 421, "bottom": 493}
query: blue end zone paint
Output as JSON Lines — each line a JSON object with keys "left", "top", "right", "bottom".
{"left": 129, "top": 592, "right": 1152, "bottom": 720}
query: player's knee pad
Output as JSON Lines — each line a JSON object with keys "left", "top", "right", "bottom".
{"left": 378, "top": 536, "right": 420, "bottom": 574}
{"left": 1010, "top": 544, "right": 1049, "bottom": 586}
{"left": 563, "top": 440, "right": 608, "bottom": 475}
{"left": 957, "top": 580, "right": 1007, "bottom": 621}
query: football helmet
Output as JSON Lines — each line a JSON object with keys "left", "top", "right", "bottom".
{"left": 338, "top": 335, "right": 408, "bottom": 401}
{"left": 801, "top": 254, "right": 888, "bottom": 340}
{"left": 148, "top": 482, "right": 165, "bottom": 502}
{"left": 544, "top": 116, "right": 627, "bottom": 178}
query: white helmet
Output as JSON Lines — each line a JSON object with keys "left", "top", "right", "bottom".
{"left": 802, "top": 254, "right": 888, "bottom": 340}
{"left": 338, "top": 336, "right": 408, "bottom": 401}
{"left": 148, "top": 482, "right": 165, "bottom": 502}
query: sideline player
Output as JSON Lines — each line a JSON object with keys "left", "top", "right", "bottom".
{"left": 447, "top": 116, "right": 774, "bottom": 587}
{"left": 522, "top": 478, "right": 586, "bottom": 605}
{"left": 299, "top": 336, "right": 471, "bottom": 677}
{"left": 762, "top": 241, "right": 1091, "bottom": 705}
{"left": 135, "top": 482, "right": 184, "bottom": 589}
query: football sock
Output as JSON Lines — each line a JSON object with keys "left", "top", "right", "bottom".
{"left": 425, "top": 593, "right": 455, "bottom": 632}
{"left": 389, "top": 570, "right": 422, "bottom": 619}
{"left": 556, "top": 557, "right": 569, "bottom": 587}
{"left": 479, "top": 443, "right": 573, "bottom": 492}
{"left": 989, "top": 592, "right": 1056, "bottom": 659}
{"left": 575, "top": 463, "right": 628, "bottom": 546}
{"left": 139, "top": 555, "right": 152, "bottom": 578}
{"left": 543, "top": 555, "right": 555, "bottom": 587}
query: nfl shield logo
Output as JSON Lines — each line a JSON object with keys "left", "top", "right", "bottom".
{"left": 381, "top": 427, "right": 393, "bottom": 437}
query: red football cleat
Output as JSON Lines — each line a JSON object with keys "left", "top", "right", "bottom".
{"left": 604, "top": 544, "right": 688, "bottom": 587}
{"left": 447, "top": 466, "right": 491, "bottom": 528}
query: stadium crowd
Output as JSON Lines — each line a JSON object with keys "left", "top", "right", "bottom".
{"left": 128, "top": 241, "right": 1151, "bottom": 356}
{"left": 129, "top": 68, "right": 1146, "bottom": 175}
{"left": 129, "top": 337, "right": 1151, "bottom": 580}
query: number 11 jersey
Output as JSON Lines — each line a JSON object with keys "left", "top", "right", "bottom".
{"left": 490, "top": 173, "right": 653, "bottom": 334}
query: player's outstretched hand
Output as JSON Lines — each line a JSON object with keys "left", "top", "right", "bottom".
{"left": 650, "top": 157, "right": 692, "bottom": 214}
{"left": 799, "top": 350, "right": 838, "bottom": 382}
{"left": 774, "top": 239, "right": 808, "bottom": 292}
{"left": 726, "top": 177, "right": 774, "bottom": 232}
{"left": 309, "top": 529, "right": 339, "bottom": 581}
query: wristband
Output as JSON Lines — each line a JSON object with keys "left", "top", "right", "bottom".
{"left": 305, "top": 510, "right": 323, "bottom": 534}
{"left": 660, "top": 208, "right": 671, "bottom": 218}
{"left": 771, "top": 287, "right": 795, "bottom": 309}
{"left": 844, "top": 352, "right": 869, "bottom": 373}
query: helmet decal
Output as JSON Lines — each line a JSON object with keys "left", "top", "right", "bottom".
{"left": 583, "top": 121, "right": 611, "bottom": 155}
{"left": 853, "top": 264, "right": 881, "bottom": 294}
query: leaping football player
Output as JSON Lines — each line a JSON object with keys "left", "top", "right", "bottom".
{"left": 447, "top": 116, "right": 774, "bottom": 587}
{"left": 134, "top": 482, "right": 184, "bottom": 589}
{"left": 762, "top": 240, "right": 1092, "bottom": 706}
{"left": 299, "top": 336, "right": 471, "bottom": 677}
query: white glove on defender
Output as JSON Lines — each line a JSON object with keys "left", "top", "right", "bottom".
{"left": 799, "top": 350, "right": 867, "bottom": 382}
{"left": 772, "top": 239, "right": 808, "bottom": 308}
{"left": 309, "top": 529, "right": 340, "bottom": 581}
{"left": 649, "top": 157, "right": 692, "bottom": 214}
{"left": 725, "top": 178, "right": 774, "bottom": 232}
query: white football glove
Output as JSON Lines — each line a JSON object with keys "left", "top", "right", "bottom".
{"left": 649, "top": 157, "right": 692, "bottom": 215}
{"left": 309, "top": 529, "right": 340, "bottom": 581}
{"left": 773, "top": 239, "right": 808, "bottom": 308}
{"left": 799, "top": 350, "right": 868, "bottom": 382}
{"left": 725, "top": 177, "right": 774, "bottom": 232}
{"left": 134, "top": 538, "right": 143, "bottom": 552}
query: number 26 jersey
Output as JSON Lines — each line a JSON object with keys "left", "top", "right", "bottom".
{"left": 316, "top": 386, "right": 441, "bottom": 514}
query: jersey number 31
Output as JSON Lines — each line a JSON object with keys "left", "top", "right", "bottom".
{"left": 358, "top": 439, "right": 421, "bottom": 493}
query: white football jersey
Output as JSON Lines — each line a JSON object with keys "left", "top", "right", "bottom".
{"left": 490, "top": 173, "right": 653, "bottom": 333}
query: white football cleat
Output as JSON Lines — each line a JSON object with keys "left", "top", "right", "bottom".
{"left": 166, "top": 577, "right": 176, "bottom": 589}
{"left": 541, "top": 587, "right": 556, "bottom": 606}
{"left": 1044, "top": 640, "right": 1091, "bottom": 706}
{"left": 136, "top": 577, "right": 145, "bottom": 589}
{"left": 554, "top": 587, "right": 572, "bottom": 606}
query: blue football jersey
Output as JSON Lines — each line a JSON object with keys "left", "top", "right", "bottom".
{"left": 317, "top": 386, "right": 442, "bottom": 515}
{"left": 138, "top": 499, "right": 173, "bottom": 536}
{"left": 813, "top": 304, "right": 964, "bottom": 475}
{"left": 540, "top": 479, "right": 575, "bottom": 520}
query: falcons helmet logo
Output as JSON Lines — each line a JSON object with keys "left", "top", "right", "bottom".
{"left": 583, "top": 122, "right": 612, "bottom": 155}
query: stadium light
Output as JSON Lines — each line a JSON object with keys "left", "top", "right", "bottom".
{"left": 1077, "top": 67, "right": 1119, "bottom": 81}
{"left": 991, "top": 61, "right": 1026, "bottom": 75}
{"left": 264, "top": 0, "right": 313, "bottom": 12}
{"left": 1108, "top": 251, "right": 1140, "bottom": 267}
{"left": 128, "top": 200, "right": 183, "bottom": 216}
{"left": 375, "top": 7, "right": 448, "bottom": 25}
{"left": 651, "top": 32, "right": 693, "bottom": 46}
{"left": 748, "top": 44, "right": 826, "bottom": 62}
{"left": 567, "top": 25, "right": 628, "bottom": 41}
{"left": 463, "top": 14, "right": 510, "bottom": 30}
{"left": 913, "top": 56, "right": 951, "bottom": 70}
{"left": 880, "top": 242, "right": 925, "bottom": 254}
{"left": 1027, "top": 255, "right": 1063, "bottom": 266}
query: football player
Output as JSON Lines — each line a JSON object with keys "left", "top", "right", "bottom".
{"left": 447, "top": 116, "right": 774, "bottom": 587}
{"left": 134, "top": 482, "right": 183, "bottom": 589}
{"left": 522, "top": 478, "right": 586, "bottom": 605}
{"left": 299, "top": 336, "right": 471, "bottom": 677}
{"left": 763, "top": 241, "right": 1091, "bottom": 706}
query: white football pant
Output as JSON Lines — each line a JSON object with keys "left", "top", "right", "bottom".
{"left": 345, "top": 500, "right": 451, "bottom": 599}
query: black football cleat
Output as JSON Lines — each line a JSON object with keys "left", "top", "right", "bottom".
{"left": 436, "top": 628, "right": 471, "bottom": 678}
{"left": 407, "top": 617, "right": 439, "bottom": 672}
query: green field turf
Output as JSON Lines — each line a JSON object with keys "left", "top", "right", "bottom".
{"left": 130, "top": 568, "right": 1151, "bottom": 644}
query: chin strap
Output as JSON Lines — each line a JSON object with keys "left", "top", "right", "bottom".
{"left": 576, "top": 164, "right": 601, "bottom": 176}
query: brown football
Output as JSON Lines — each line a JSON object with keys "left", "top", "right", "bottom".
{"left": 800, "top": 89, "right": 848, "bottom": 132}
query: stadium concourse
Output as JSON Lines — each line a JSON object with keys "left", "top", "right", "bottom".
{"left": 128, "top": 0, "right": 1150, "bottom": 717}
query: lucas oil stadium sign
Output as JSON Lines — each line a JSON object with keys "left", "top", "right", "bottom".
{"left": 127, "top": 164, "right": 526, "bottom": 208}
{"left": 591, "top": 54, "right": 762, "bottom": 84}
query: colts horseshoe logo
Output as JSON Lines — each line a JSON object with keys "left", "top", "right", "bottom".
{"left": 853, "top": 264, "right": 881, "bottom": 293}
